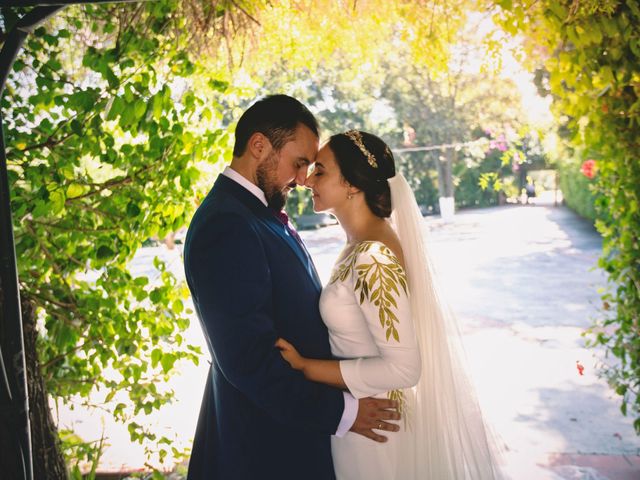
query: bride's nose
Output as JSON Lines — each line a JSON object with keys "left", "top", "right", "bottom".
{"left": 304, "top": 174, "right": 315, "bottom": 189}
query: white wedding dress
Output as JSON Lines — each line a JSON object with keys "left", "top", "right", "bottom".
{"left": 320, "top": 174, "right": 501, "bottom": 479}
{"left": 321, "top": 240, "right": 421, "bottom": 480}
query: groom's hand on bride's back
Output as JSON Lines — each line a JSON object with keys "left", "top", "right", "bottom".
{"left": 350, "top": 398, "right": 401, "bottom": 442}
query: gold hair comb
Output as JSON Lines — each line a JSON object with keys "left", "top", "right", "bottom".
{"left": 345, "top": 130, "right": 378, "bottom": 168}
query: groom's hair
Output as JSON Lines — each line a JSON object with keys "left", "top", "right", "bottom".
{"left": 233, "top": 94, "right": 319, "bottom": 157}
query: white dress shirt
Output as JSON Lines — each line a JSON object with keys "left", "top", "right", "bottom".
{"left": 221, "top": 167, "right": 358, "bottom": 437}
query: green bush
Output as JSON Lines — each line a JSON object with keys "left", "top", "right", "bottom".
{"left": 557, "top": 158, "right": 599, "bottom": 222}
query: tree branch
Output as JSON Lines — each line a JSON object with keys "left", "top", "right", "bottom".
{"left": 42, "top": 339, "right": 98, "bottom": 370}
{"left": 18, "top": 131, "right": 74, "bottom": 153}
{"left": 31, "top": 218, "right": 117, "bottom": 233}
{"left": 230, "top": 0, "right": 260, "bottom": 25}
{"left": 26, "top": 289, "right": 76, "bottom": 311}
{"left": 65, "top": 157, "right": 162, "bottom": 203}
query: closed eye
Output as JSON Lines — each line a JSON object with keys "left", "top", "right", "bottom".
{"left": 296, "top": 158, "right": 311, "bottom": 169}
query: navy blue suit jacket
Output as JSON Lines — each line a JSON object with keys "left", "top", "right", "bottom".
{"left": 183, "top": 174, "right": 344, "bottom": 479}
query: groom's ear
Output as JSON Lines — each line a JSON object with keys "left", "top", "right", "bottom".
{"left": 248, "top": 132, "right": 273, "bottom": 161}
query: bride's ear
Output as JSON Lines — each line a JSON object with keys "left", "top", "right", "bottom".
{"left": 346, "top": 184, "right": 361, "bottom": 198}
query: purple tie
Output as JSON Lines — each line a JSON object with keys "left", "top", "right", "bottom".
{"left": 276, "top": 210, "right": 302, "bottom": 244}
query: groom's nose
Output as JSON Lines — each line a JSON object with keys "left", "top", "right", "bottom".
{"left": 294, "top": 165, "right": 309, "bottom": 186}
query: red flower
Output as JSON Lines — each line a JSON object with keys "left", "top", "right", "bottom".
{"left": 580, "top": 160, "right": 597, "bottom": 179}
{"left": 576, "top": 360, "right": 585, "bottom": 376}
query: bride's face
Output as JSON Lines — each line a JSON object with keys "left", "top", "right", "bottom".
{"left": 304, "top": 144, "right": 351, "bottom": 214}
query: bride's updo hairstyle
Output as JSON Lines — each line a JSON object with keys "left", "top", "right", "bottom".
{"left": 329, "top": 130, "right": 396, "bottom": 218}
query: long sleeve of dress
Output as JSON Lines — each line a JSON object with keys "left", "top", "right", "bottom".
{"left": 337, "top": 242, "right": 422, "bottom": 399}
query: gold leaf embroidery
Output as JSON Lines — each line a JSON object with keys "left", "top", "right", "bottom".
{"left": 330, "top": 241, "right": 408, "bottom": 343}
{"left": 388, "top": 389, "right": 410, "bottom": 430}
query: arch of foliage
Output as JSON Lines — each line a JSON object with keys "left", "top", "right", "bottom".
{"left": 10, "top": 0, "right": 639, "bottom": 476}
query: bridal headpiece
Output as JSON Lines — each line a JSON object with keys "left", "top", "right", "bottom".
{"left": 345, "top": 130, "right": 378, "bottom": 168}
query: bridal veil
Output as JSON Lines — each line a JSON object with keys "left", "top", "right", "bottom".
{"left": 388, "top": 173, "right": 502, "bottom": 479}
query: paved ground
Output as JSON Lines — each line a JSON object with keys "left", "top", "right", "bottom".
{"left": 58, "top": 197, "right": 640, "bottom": 479}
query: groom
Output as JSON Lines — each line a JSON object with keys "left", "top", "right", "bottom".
{"left": 183, "top": 95, "right": 400, "bottom": 479}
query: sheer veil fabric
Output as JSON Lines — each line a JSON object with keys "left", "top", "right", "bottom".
{"left": 388, "top": 173, "right": 502, "bottom": 479}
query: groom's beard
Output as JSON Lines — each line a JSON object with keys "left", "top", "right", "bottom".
{"left": 256, "top": 151, "right": 290, "bottom": 212}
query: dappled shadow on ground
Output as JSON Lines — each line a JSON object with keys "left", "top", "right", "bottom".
{"left": 512, "top": 383, "right": 639, "bottom": 455}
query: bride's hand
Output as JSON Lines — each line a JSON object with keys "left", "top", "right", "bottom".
{"left": 275, "top": 338, "right": 307, "bottom": 371}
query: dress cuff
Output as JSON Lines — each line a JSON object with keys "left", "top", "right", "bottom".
{"left": 339, "top": 358, "right": 368, "bottom": 399}
{"left": 335, "top": 392, "right": 358, "bottom": 437}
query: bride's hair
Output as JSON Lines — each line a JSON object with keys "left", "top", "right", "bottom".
{"left": 329, "top": 131, "right": 396, "bottom": 218}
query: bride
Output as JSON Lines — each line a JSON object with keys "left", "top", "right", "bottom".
{"left": 276, "top": 130, "right": 501, "bottom": 479}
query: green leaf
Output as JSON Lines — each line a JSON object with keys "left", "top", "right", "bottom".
{"left": 81, "top": 47, "right": 97, "bottom": 67}
{"left": 105, "top": 68, "right": 119, "bottom": 89}
{"left": 171, "top": 300, "right": 183, "bottom": 314}
{"left": 70, "top": 119, "right": 83, "bottom": 136}
{"left": 66, "top": 183, "right": 85, "bottom": 199}
{"left": 627, "top": 0, "right": 640, "bottom": 18}
{"left": 119, "top": 106, "right": 134, "bottom": 129}
{"left": 55, "top": 324, "right": 76, "bottom": 349}
{"left": 149, "top": 288, "right": 162, "bottom": 303}
{"left": 124, "top": 85, "right": 135, "bottom": 103}
{"left": 151, "top": 349, "right": 162, "bottom": 368}
{"left": 160, "top": 353, "right": 176, "bottom": 373}
{"left": 547, "top": 3, "right": 567, "bottom": 20}
{"left": 49, "top": 189, "right": 66, "bottom": 214}
{"left": 96, "top": 245, "right": 114, "bottom": 259}
{"left": 208, "top": 79, "right": 229, "bottom": 92}
{"left": 133, "top": 99, "right": 147, "bottom": 120}
{"left": 107, "top": 97, "right": 124, "bottom": 121}
{"left": 153, "top": 93, "right": 163, "bottom": 120}
{"left": 105, "top": 390, "right": 116, "bottom": 403}
{"left": 126, "top": 202, "right": 141, "bottom": 217}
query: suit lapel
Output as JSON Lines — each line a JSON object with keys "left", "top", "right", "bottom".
{"left": 259, "top": 216, "right": 322, "bottom": 289}
{"left": 214, "top": 175, "right": 322, "bottom": 289}
{"left": 302, "top": 242, "right": 322, "bottom": 287}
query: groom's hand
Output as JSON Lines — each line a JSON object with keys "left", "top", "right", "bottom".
{"left": 350, "top": 398, "right": 400, "bottom": 442}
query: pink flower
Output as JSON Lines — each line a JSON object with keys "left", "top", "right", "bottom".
{"left": 580, "top": 160, "right": 597, "bottom": 179}
{"left": 576, "top": 360, "right": 585, "bottom": 376}
{"left": 489, "top": 134, "right": 508, "bottom": 152}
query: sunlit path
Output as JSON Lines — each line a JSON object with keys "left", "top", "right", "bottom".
{"left": 57, "top": 203, "right": 640, "bottom": 477}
